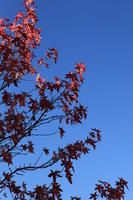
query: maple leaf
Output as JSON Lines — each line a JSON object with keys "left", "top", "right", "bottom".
{"left": 22, "top": 182, "right": 27, "bottom": 191}
{"left": 75, "top": 63, "right": 86, "bottom": 82}
{"left": 54, "top": 76, "right": 60, "bottom": 85}
{"left": 0, "top": 18, "right": 4, "bottom": 26}
{"left": 15, "top": 12, "right": 24, "bottom": 22}
{"left": 38, "top": 58, "right": 43, "bottom": 65}
{"left": 36, "top": 73, "right": 45, "bottom": 87}
{"left": 3, "top": 172, "right": 11, "bottom": 182}
{"left": 59, "top": 127, "right": 65, "bottom": 138}
{"left": 1, "top": 149, "right": 12, "bottom": 165}
{"left": 25, "top": 0, "right": 34, "bottom": 6}
{"left": 28, "top": 141, "right": 34, "bottom": 153}
{"left": 43, "top": 147, "right": 49, "bottom": 155}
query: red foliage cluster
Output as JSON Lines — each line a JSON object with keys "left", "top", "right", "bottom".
{"left": 0, "top": 0, "right": 128, "bottom": 199}
{"left": 90, "top": 178, "right": 128, "bottom": 200}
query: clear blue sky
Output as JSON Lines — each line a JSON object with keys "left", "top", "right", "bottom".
{"left": 0, "top": 0, "right": 133, "bottom": 199}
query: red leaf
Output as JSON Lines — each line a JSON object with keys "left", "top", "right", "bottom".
{"left": 28, "top": 141, "right": 34, "bottom": 153}
{"left": 43, "top": 147, "right": 49, "bottom": 155}
{"left": 54, "top": 76, "right": 60, "bottom": 85}
{"left": 59, "top": 127, "right": 65, "bottom": 138}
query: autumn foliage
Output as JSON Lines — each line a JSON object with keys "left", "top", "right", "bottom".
{"left": 0, "top": 0, "right": 128, "bottom": 199}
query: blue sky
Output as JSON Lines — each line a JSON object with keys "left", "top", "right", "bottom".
{"left": 0, "top": 0, "right": 133, "bottom": 199}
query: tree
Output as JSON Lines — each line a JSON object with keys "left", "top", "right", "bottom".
{"left": 0, "top": 0, "right": 128, "bottom": 199}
